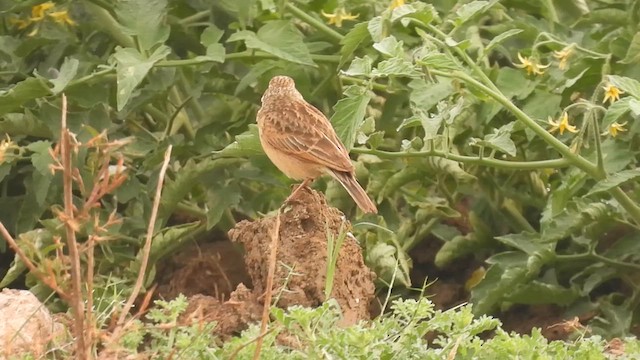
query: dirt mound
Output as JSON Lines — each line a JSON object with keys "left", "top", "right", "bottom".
{"left": 161, "top": 187, "right": 376, "bottom": 338}
{"left": 229, "top": 187, "right": 376, "bottom": 326}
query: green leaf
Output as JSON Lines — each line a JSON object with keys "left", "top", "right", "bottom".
{"left": 340, "top": 22, "right": 370, "bottom": 66}
{"left": 483, "top": 29, "right": 523, "bottom": 58}
{"left": 330, "top": 85, "right": 372, "bottom": 151}
{"left": 621, "top": 32, "right": 640, "bottom": 64}
{"left": 373, "top": 36, "right": 404, "bottom": 57}
{"left": 601, "top": 97, "right": 630, "bottom": 126}
{"left": 26, "top": 140, "right": 53, "bottom": 176}
{"left": 214, "top": 124, "right": 264, "bottom": 158}
{"left": 196, "top": 25, "right": 225, "bottom": 63}
{"left": 114, "top": 45, "right": 172, "bottom": 111}
{"left": 228, "top": 20, "right": 315, "bottom": 66}
{"left": 390, "top": 2, "right": 437, "bottom": 26}
{"left": 471, "top": 122, "right": 517, "bottom": 157}
{"left": 455, "top": 0, "right": 498, "bottom": 26}
{"left": 0, "top": 113, "right": 52, "bottom": 137}
{"left": 50, "top": 57, "right": 79, "bottom": 95}
{"left": 607, "top": 75, "right": 640, "bottom": 99}
{"left": 586, "top": 168, "right": 640, "bottom": 196}
{"left": 116, "top": 0, "right": 170, "bottom": 51}
{"left": 496, "top": 68, "right": 536, "bottom": 100}
{"left": 372, "top": 57, "right": 421, "bottom": 78}
{"left": 0, "top": 77, "right": 51, "bottom": 116}
{"left": 408, "top": 78, "right": 455, "bottom": 114}
{"left": 507, "top": 281, "right": 579, "bottom": 306}
{"left": 495, "top": 232, "right": 548, "bottom": 255}
{"left": 206, "top": 187, "right": 241, "bottom": 230}
{"left": 143, "top": 222, "right": 202, "bottom": 270}
{"left": 342, "top": 56, "right": 373, "bottom": 77}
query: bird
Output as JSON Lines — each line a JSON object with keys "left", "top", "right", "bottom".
{"left": 256, "top": 75, "right": 377, "bottom": 214}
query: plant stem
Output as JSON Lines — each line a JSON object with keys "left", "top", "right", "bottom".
{"left": 83, "top": 2, "right": 135, "bottom": 48}
{"left": 178, "top": 10, "right": 210, "bottom": 25}
{"left": 285, "top": 2, "right": 344, "bottom": 43}
{"left": 431, "top": 69, "right": 599, "bottom": 176}
{"left": 353, "top": 148, "right": 570, "bottom": 170}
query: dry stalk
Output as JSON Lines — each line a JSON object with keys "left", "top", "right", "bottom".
{"left": 59, "top": 93, "right": 88, "bottom": 359}
{"left": 110, "top": 144, "right": 173, "bottom": 341}
{"left": 252, "top": 204, "right": 283, "bottom": 360}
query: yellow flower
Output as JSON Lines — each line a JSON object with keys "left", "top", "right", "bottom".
{"left": 553, "top": 46, "right": 573, "bottom": 70}
{"left": 602, "top": 121, "right": 628, "bottom": 137}
{"left": 603, "top": 83, "right": 624, "bottom": 104}
{"left": 389, "top": 0, "right": 406, "bottom": 10}
{"left": 514, "top": 52, "right": 549, "bottom": 76}
{"left": 548, "top": 112, "right": 578, "bottom": 135}
{"left": 321, "top": 7, "right": 359, "bottom": 27}
{"left": 8, "top": 16, "right": 31, "bottom": 29}
{"left": 48, "top": 10, "right": 76, "bottom": 26}
{"left": 0, "top": 136, "right": 14, "bottom": 164}
{"left": 31, "top": 2, "right": 55, "bottom": 21}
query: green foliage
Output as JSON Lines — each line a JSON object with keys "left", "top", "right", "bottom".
{"left": 111, "top": 296, "right": 640, "bottom": 359}
{"left": 1, "top": 0, "right": 640, "bottom": 354}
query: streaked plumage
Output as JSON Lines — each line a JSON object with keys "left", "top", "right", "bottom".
{"left": 257, "top": 76, "right": 377, "bottom": 213}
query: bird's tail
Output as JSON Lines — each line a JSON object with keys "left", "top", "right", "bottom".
{"left": 330, "top": 170, "right": 377, "bottom": 214}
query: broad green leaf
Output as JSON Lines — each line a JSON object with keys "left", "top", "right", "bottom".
{"left": 522, "top": 90, "right": 562, "bottom": 120}
{"left": 483, "top": 29, "right": 523, "bottom": 58}
{"left": 601, "top": 97, "right": 630, "bottom": 126}
{"left": 114, "top": 45, "right": 171, "bottom": 111}
{"left": 372, "top": 57, "right": 421, "bottom": 78}
{"left": 330, "top": 86, "right": 371, "bottom": 151}
{"left": 196, "top": 25, "right": 225, "bottom": 63}
{"left": 586, "top": 168, "right": 640, "bottom": 196}
{"left": 26, "top": 141, "right": 52, "bottom": 176}
{"left": 390, "top": 2, "right": 437, "bottom": 26}
{"left": 50, "top": 58, "right": 79, "bottom": 95}
{"left": 471, "top": 252, "right": 529, "bottom": 314}
{"left": 507, "top": 281, "right": 579, "bottom": 306}
{"left": 0, "top": 77, "right": 51, "bottom": 116}
{"left": 0, "top": 229, "right": 53, "bottom": 287}
{"left": 541, "top": 200, "right": 613, "bottom": 242}
{"left": 0, "top": 113, "right": 52, "bottom": 138}
{"left": 116, "top": 0, "right": 170, "bottom": 51}
{"left": 495, "top": 232, "right": 548, "bottom": 255}
{"left": 621, "top": 32, "right": 640, "bottom": 64}
{"left": 455, "top": 0, "right": 498, "bottom": 26}
{"left": 373, "top": 36, "right": 404, "bottom": 57}
{"left": 408, "top": 78, "right": 455, "bottom": 114}
{"left": 143, "top": 221, "right": 202, "bottom": 270}
{"left": 235, "top": 60, "right": 279, "bottom": 95}
{"left": 342, "top": 56, "right": 373, "bottom": 77}
{"left": 206, "top": 187, "right": 241, "bottom": 230}
{"left": 471, "top": 122, "right": 517, "bottom": 157}
{"left": 607, "top": 75, "right": 640, "bottom": 99}
{"left": 367, "top": 16, "right": 386, "bottom": 43}
{"left": 214, "top": 124, "right": 263, "bottom": 158}
{"left": 434, "top": 233, "right": 484, "bottom": 268}
{"left": 159, "top": 157, "right": 243, "bottom": 226}
{"left": 340, "top": 22, "right": 370, "bottom": 66}
{"left": 228, "top": 21, "right": 315, "bottom": 66}
{"left": 496, "top": 68, "right": 536, "bottom": 100}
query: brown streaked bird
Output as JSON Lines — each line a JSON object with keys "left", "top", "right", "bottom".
{"left": 257, "top": 75, "right": 377, "bottom": 214}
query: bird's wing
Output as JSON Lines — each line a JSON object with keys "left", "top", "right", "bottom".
{"left": 259, "top": 101, "right": 354, "bottom": 173}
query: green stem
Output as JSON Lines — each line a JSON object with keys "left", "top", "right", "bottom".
{"left": 83, "top": 2, "right": 135, "bottom": 48}
{"left": 285, "top": 2, "right": 344, "bottom": 43}
{"left": 156, "top": 52, "right": 340, "bottom": 67}
{"left": 178, "top": 10, "right": 210, "bottom": 25}
{"left": 430, "top": 69, "right": 599, "bottom": 177}
{"left": 424, "top": 23, "right": 500, "bottom": 93}
{"left": 340, "top": 76, "right": 388, "bottom": 92}
{"left": 353, "top": 148, "right": 571, "bottom": 170}
{"left": 556, "top": 252, "right": 640, "bottom": 271}
{"left": 589, "top": 110, "right": 606, "bottom": 176}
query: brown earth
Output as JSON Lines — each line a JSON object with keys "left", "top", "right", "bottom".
{"left": 156, "top": 188, "right": 582, "bottom": 342}
{"left": 157, "top": 187, "right": 375, "bottom": 338}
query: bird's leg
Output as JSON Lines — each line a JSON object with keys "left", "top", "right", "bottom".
{"left": 284, "top": 178, "right": 312, "bottom": 204}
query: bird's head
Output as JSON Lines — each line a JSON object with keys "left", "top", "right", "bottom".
{"left": 261, "top": 75, "right": 303, "bottom": 103}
